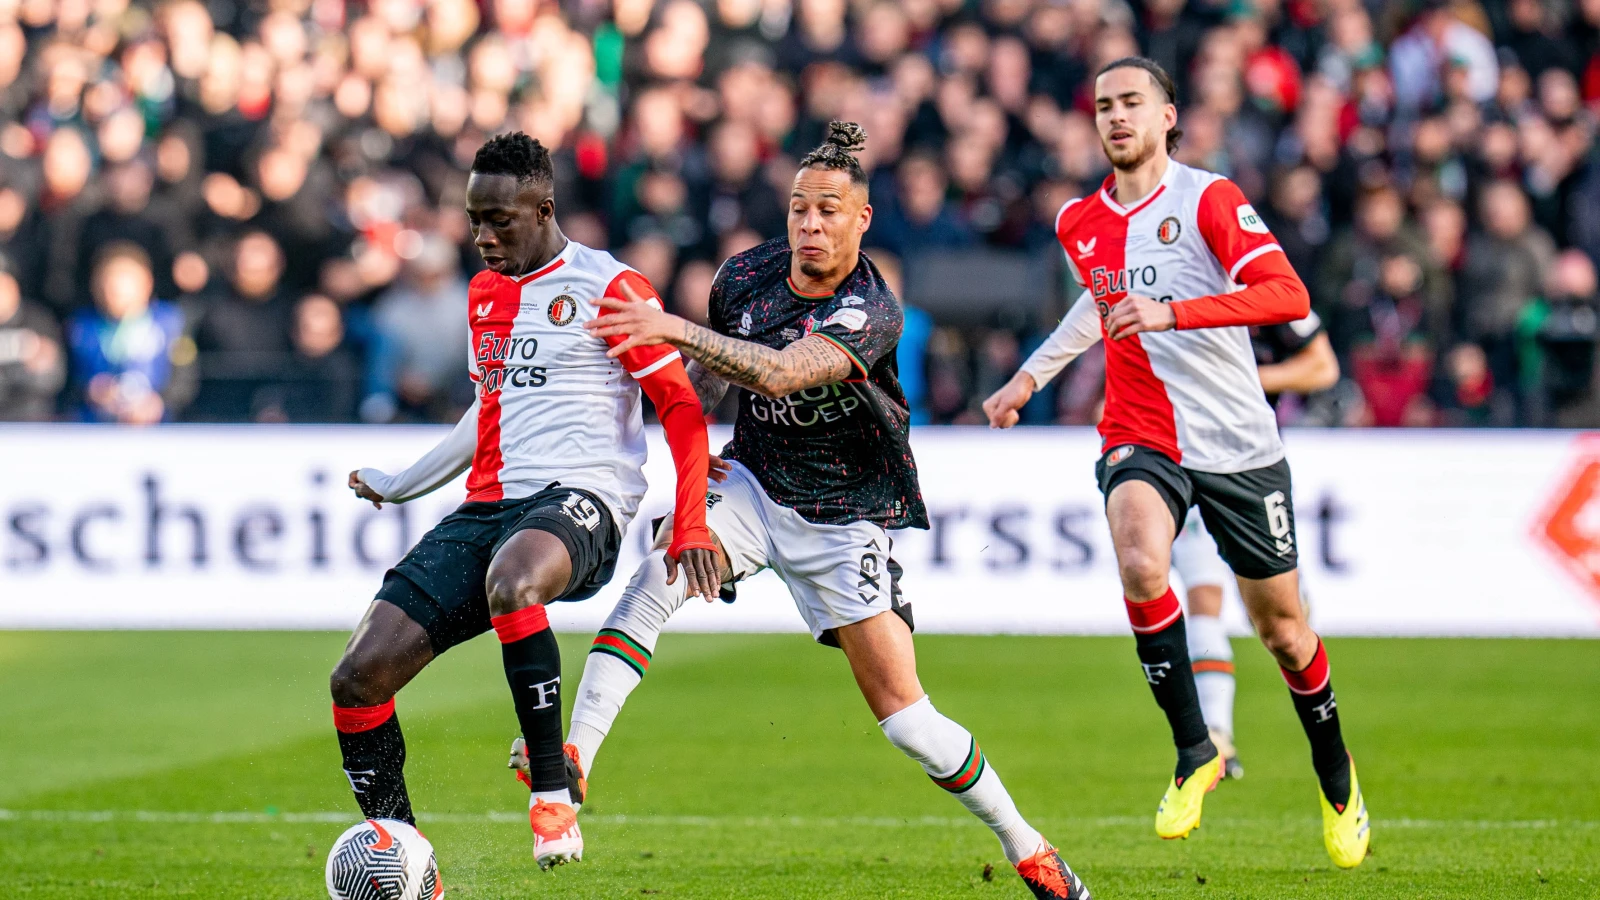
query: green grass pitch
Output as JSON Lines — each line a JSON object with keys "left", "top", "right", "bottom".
{"left": 2, "top": 631, "right": 1596, "bottom": 898}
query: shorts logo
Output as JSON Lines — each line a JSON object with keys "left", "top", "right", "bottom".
{"left": 1107, "top": 445, "right": 1135, "bottom": 466}
{"left": 857, "top": 537, "right": 884, "bottom": 603}
{"left": 561, "top": 492, "right": 602, "bottom": 532}
{"left": 547, "top": 295, "right": 577, "bottom": 326}
{"left": 1263, "top": 490, "right": 1293, "bottom": 556}
{"left": 737, "top": 312, "right": 753, "bottom": 335}
{"left": 1157, "top": 216, "right": 1182, "bottom": 244}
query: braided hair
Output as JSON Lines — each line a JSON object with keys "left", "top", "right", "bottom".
{"left": 471, "top": 131, "right": 555, "bottom": 184}
{"left": 798, "top": 121, "right": 869, "bottom": 187}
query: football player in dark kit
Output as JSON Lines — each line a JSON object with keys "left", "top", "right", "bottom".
{"left": 530, "top": 123, "right": 1092, "bottom": 899}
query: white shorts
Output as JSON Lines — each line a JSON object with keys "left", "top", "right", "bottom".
{"left": 710, "top": 460, "right": 910, "bottom": 644}
{"left": 1171, "top": 510, "right": 1231, "bottom": 590}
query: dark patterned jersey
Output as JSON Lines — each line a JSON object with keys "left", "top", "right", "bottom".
{"left": 709, "top": 237, "right": 928, "bottom": 530}
{"left": 1250, "top": 310, "right": 1324, "bottom": 407}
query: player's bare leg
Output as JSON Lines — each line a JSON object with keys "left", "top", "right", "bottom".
{"left": 559, "top": 521, "right": 734, "bottom": 784}
{"left": 1106, "top": 481, "right": 1219, "bottom": 837}
{"left": 329, "top": 601, "right": 436, "bottom": 825}
{"left": 484, "top": 529, "right": 584, "bottom": 869}
{"left": 834, "top": 611, "right": 1089, "bottom": 899}
{"left": 1183, "top": 584, "right": 1241, "bottom": 778}
{"left": 1235, "top": 570, "right": 1369, "bottom": 866}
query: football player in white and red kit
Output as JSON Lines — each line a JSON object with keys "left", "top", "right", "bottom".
{"left": 984, "top": 58, "right": 1369, "bottom": 868}
{"left": 330, "top": 133, "right": 719, "bottom": 870}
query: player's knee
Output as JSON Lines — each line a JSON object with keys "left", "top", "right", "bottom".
{"left": 329, "top": 655, "right": 390, "bottom": 708}
{"left": 1117, "top": 550, "right": 1169, "bottom": 600}
{"left": 1255, "top": 614, "right": 1307, "bottom": 662}
{"left": 485, "top": 570, "right": 551, "bottom": 618}
{"left": 484, "top": 555, "right": 563, "bottom": 618}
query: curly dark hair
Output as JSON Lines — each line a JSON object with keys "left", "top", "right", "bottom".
{"left": 471, "top": 131, "right": 555, "bottom": 184}
{"left": 1096, "top": 57, "right": 1184, "bottom": 154}
{"left": 798, "top": 121, "right": 869, "bottom": 186}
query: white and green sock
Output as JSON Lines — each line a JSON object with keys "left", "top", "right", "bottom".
{"left": 879, "top": 695, "right": 1045, "bottom": 865}
{"left": 1185, "top": 612, "right": 1236, "bottom": 738}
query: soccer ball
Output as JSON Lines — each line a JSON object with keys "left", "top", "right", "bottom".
{"left": 325, "top": 818, "right": 442, "bottom": 900}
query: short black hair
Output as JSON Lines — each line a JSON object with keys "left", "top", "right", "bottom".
{"left": 1096, "top": 56, "right": 1184, "bottom": 154}
{"left": 798, "top": 121, "right": 869, "bottom": 187}
{"left": 471, "top": 131, "right": 554, "bottom": 184}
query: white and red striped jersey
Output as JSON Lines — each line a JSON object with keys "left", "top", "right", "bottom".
{"left": 463, "top": 240, "right": 696, "bottom": 534}
{"left": 1027, "top": 161, "right": 1310, "bottom": 473}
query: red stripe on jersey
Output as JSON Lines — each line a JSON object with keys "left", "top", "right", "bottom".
{"left": 1098, "top": 174, "right": 1168, "bottom": 217}
{"left": 466, "top": 276, "right": 519, "bottom": 502}
{"left": 1058, "top": 200, "right": 1181, "bottom": 463}
{"left": 602, "top": 271, "right": 678, "bottom": 375}
{"left": 514, "top": 255, "right": 567, "bottom": 283}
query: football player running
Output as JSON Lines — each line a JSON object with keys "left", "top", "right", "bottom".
{"left": 984, "top": 58, "right": 1369, "bottom": 868}
{"left": 513, "top": 122, "right": 1090, "bottom": 899}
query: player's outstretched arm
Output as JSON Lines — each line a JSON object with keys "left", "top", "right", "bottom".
{"left": 586, "top": 281, "right": 853, "bottom": 398}
{"left": 985, "top": 291, "right": 1101, "bottom": 427}
{"left": 350, "top": 401, "right": 480, "bottom": 507}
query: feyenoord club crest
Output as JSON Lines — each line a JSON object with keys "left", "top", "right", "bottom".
{"left": 1157, "top": 216, "right": 1182, "bottom": 244}
{"left": 547, "top": 294, "right": 577, "bottom": 326}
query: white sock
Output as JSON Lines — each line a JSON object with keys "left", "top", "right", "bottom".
{"left": 879, "top": 696, "right": 1045, "bottom": 865}
{"left": 531, "top": 788, "right": 572, "bottom": 808}
{"left": 1185, "top": 613, "right": 1236, "bottom": 738}
{"left": 566, "top": 551, "right": 688, "bottom": 776}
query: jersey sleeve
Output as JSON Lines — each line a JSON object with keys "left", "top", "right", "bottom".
{"left": 602, "top": 270, "right": 684, "bottom": 377}
{"left": 811, "top": 291, "right": 903, "bottom": 381}
{"left": 1194, "top": 178, "right": 1283, "bottom": 281}
{"left": 633, "top": 357, "right": 715, "bottom": 558}
{"left": 358, "top": 400, "right": 479, "bottom": 503}
{"left": 1020, "top": 290, "right": 1101, "bottom": 388}
{"left": 1265, "top": 310, "right": 1324, "bottom": 358}
{"left": 1172, "top": 178, "right": 1310, "bottom": 331}
{"left": 600, "top": 269, "right": 712, "bottom": 556}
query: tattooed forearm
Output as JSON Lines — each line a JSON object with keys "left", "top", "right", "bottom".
{"left": 685, "top": 361, "right": 731, "bottom": 414}
{"left": 673, "top": 324, "right": 854, "bottom": 399}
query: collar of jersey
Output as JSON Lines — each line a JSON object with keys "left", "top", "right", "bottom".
{"left": 507, "top": 240, "right": 577, "bottom": 284}
{"left": 786, "top": 276, "right": 834, "bottom": 299}
{"left": 1097, "top": 161, "right": 1177, "bottom": 218}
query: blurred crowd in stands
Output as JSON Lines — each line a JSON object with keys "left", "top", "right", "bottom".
{"left": 2, "top": 0, "right": 1600, "bottom": 427}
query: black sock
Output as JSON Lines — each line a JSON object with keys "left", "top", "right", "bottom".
{"left": 1126, "top": 589, "right": 1213, "bottom": 779}
{"left": 1282, "top": 639, "right": 1352, "bottom": 808}
{"left": 492, "top": 604, "right": 567, "bottom": 795}
{"left": 333, "top": 701, "right": 415, "bottom": 824}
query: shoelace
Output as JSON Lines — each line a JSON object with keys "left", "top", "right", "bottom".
{"left": 530, "top": 801, "right": 575, "bottom": 837}
{"left": 1019, "top": 848, "right": 1072, "bottom": 894}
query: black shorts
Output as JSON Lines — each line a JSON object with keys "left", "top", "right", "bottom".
{"left": 375, "top": 484, "right": 621, "bottom": 654}
{"left": 1095, "top": 444, "right": 1298, "bottom": 580}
